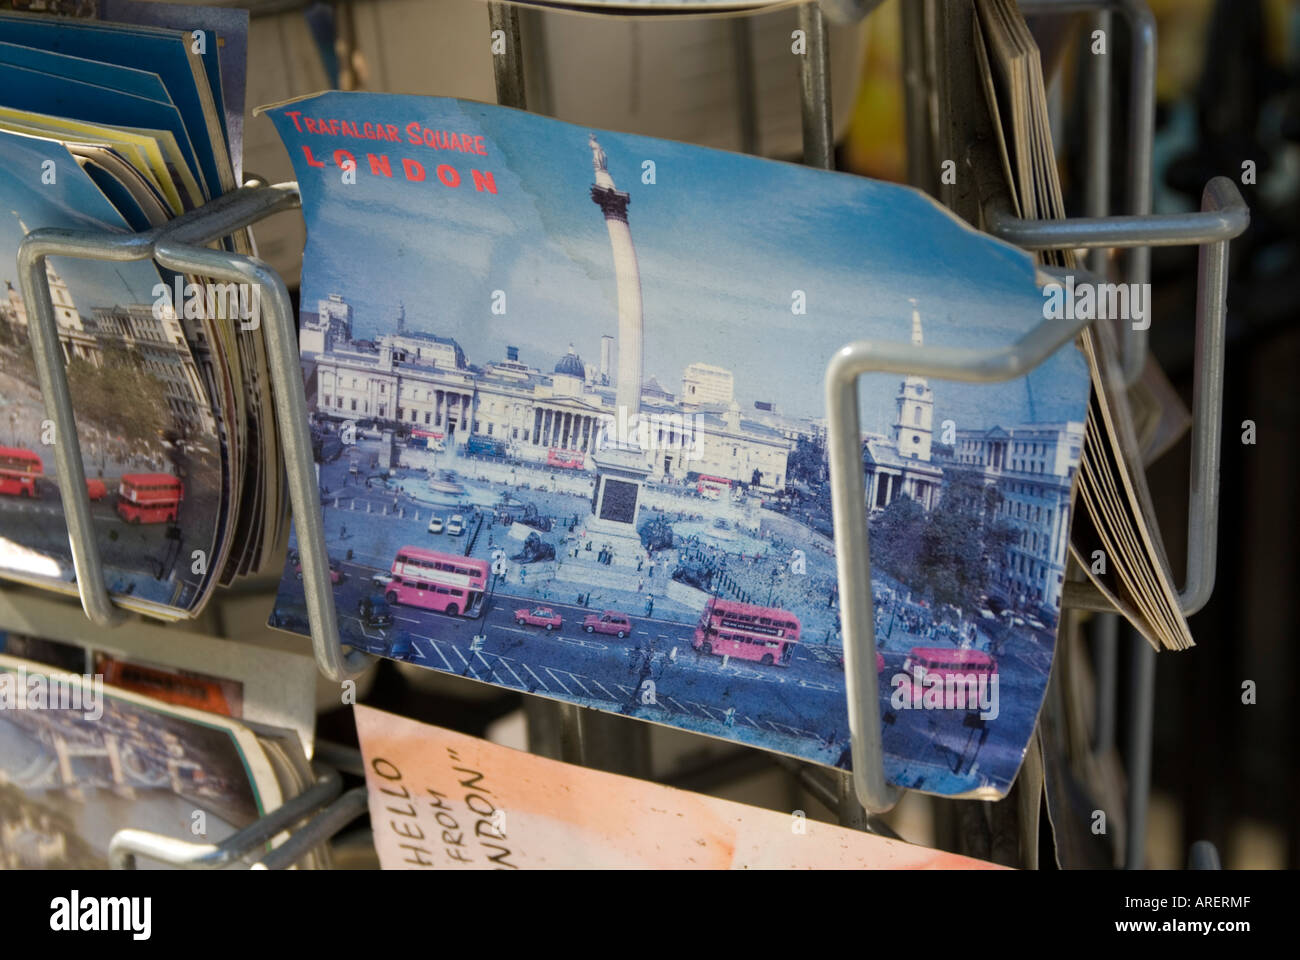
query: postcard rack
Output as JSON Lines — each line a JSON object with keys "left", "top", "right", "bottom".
{"left": 10, "top": 0, "right": 1249, "bottom": 869}
{"left": 105, "top": 747, "right": 370, "bottom": 869}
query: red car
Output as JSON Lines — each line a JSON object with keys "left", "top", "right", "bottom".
{"left": 582, "top": 611, "right": 632, "bottom": 638}
{"left": 295, "top": 557, "right": 344, "bottom": 585}
{"left": 515, "top": 606, "right": 562, "bottom": 630}
{"left": 85, "top": 478, "right": 107, "bottom": 501}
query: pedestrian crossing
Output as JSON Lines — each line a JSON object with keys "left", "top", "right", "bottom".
{"left": 404, "top": 631, "right": 822, "bottom": 741}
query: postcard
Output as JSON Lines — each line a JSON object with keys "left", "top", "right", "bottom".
{"left": 99, "top": 0, "right": 250, "bottom": 184}
{"left": 355, "top": 704, "right": 1002, "bottom": 869}
{"left": 0, "top": 12, "right": 233, "bottom": 197}
{"left": 264, "top": 91, "right": 1091, "bottom": 797}
{"left": 0, "top": 128, "right": 225, "bottom": 614}
{"left": 0, "top": 652, "right": 281, "bottom": 869}
{"left": 0, "top": 588, "right": 319, "bottom": 755}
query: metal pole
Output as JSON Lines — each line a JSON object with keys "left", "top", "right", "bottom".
{"left": 252, "top": 788, "right": 369, "bottom": 870}
{"left": 488, "top": 2, "right": 527, "bottom": 111}
{"left": 1085, "top": 9, "right": 1112, "bottom": 277}
{"left": 1017, "top": 0, "right": 1157, "bottom": 385}
{"left": 1092, "top": 610, "right": 1118, "bottom": 752}
{"left": 1178, "top": 178, "right": 1235, "bottom": 615}
{"left": 798, "top": 2, "right": 834, "bottom": 170}
{"left": 901, "top": 0, "right": 935, "bottom": 192}
{"left": 733, "top": 18, "right": 759, "bottom": 155}
{"left": 1188, "top": 840, "right": 1222, "bottom": 869}
{"left": 1124, "top": 632, "right": 1156, "bottom": 868}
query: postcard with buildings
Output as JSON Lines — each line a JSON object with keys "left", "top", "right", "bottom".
{"left": 265, "top": 92, "right": 1091, "bottom": 796}
{"left": 0, "top": 130, "right": 224, "bottom": 614}
{"left": 0, "top": 654, "right": 278, "bottom": 869}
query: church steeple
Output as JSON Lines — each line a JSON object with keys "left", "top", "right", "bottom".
{"left": 893, "top": 299, "right": 934, "bottom": 461}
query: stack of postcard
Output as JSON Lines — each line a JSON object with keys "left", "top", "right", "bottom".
{"left": 259, "top": 89, "right": 1098, "bottom": 800}
{"left": 0, "top": 3, "right": 286, "bottom": 621}
{"left": 973, "top": 0, "right": 1196, "bottom": 651}
{"left": 0, "top": 649, "right": 324, "bottom": 869}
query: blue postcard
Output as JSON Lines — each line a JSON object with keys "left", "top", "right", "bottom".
{"left": 264, "top": 91, "right": 1091, "bottom": 797}
{"left": 0, "top": 12, "right": 230, "bottom": 196}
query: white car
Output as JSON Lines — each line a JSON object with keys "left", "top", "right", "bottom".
{"left": 371, "top": 572, "right": 394, "bottom": 588}
{"left": 447, "top": 514, "right": 465, "bottom": 536}
{"left": 1026, "top": 615, "right": 1047, "bottom": 631}
{"left": 427, "top": 516, "right": 444, "bottom": 534}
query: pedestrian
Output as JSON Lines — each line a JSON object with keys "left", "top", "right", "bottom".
{"left": 637, "top": 558, "right": 643, "bottom": 572}
{"left": 645, "top": 595, "right": 654, "bottom": 616}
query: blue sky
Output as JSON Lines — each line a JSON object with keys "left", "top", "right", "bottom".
{"left": 272, "top": 93, "right": 1091, "bottom": 433}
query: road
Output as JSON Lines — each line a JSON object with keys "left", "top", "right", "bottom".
{"left": 276, "top": 551, "right": 1048, "bottom": 791}
{"left": 0, "top": 480, "right": 206, "bottom": 608}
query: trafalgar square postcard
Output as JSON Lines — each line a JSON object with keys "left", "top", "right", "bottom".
{"left": 262, "top": 91, "right": 1089, "bottom": 797}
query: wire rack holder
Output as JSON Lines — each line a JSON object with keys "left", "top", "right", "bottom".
{"left": 18, "top": 182, "right": 375, "bottom": 681}
{"left": 827, "top": 177, "right": 1246, "bottom": 813}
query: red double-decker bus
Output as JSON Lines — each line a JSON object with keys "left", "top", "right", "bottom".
{"left": 386, "top": 546, "right": 489, "bottom": 617}
{"left": 696, "top": 475, "right": 730, "bottom": 500}
{"left": 546, "top": 447, "right": 584, "bottom": 469}
{"left": 116, "top": 473, "right": 183, "bottom": 524}
{"left": 0, "top": 446, "right": 42, "bottom": 497}
{"left": 692, "top": 597, "right": 801, "bottom": 667}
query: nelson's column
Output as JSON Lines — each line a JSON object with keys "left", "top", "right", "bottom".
{"left": 573, "top": 134, "right": 653, "bottom": 583}
{"left": 588, "top": 132, "right": 643, "bottom": 417}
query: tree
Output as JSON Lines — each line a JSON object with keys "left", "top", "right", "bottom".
{"left": 66, "top": 341, "right": 172, "bottom": 445}
{"left": 912, "top": 470, "right": 1007, "bottom": 610}
{"left": 871, "top": 469, "right": 1016, "bottom": 613}
{"left": 786, "top": 435, "right": 827, "bottom": 486}
{"left": 871, "top": 494, "right": 925, "bottom": 586}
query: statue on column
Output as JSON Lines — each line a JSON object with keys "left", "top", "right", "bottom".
{"left": 589, "top": 133, "right": 608, "bottom": 175}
